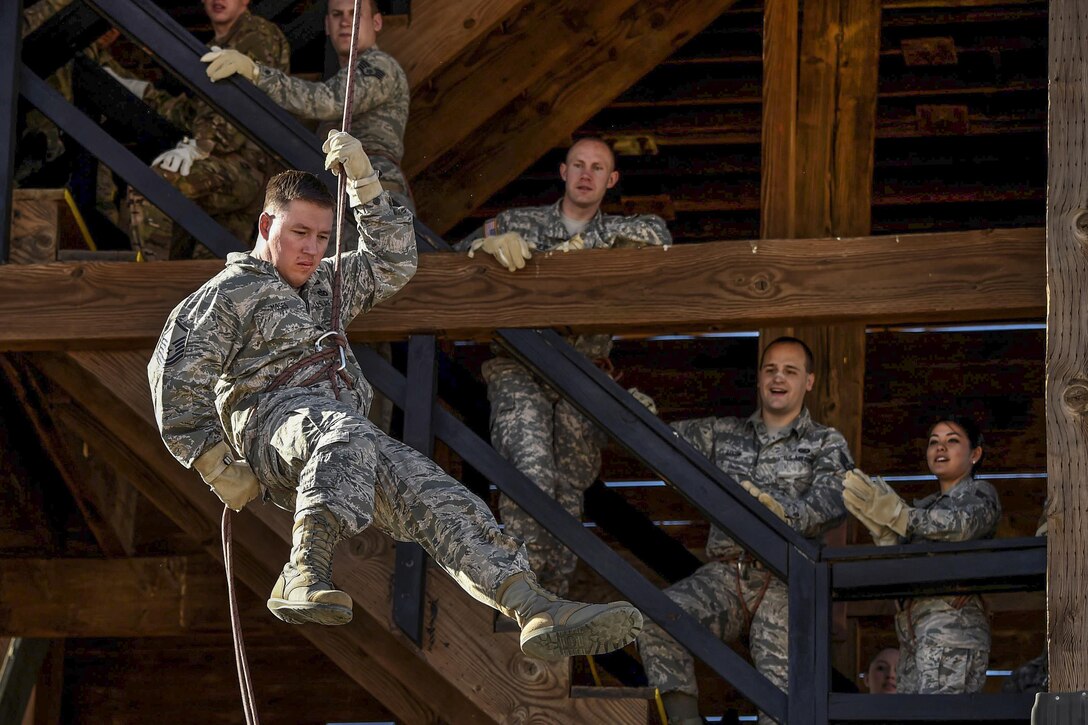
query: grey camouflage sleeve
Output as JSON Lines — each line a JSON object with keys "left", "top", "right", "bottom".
{"left": 670, "top": 417, "right": 718, "bottom": 459}
{"left": 334, "top": 193, "right": 417, "bottom": 326}
{"left": 148, "top": 289, "right": 240, "bottom": 468}
{"left": 256, "top": 60, "right": 395, "bottom": 121}
{"left": 908, "top": 482, "right": 1002, "bottom": 542}
{"left": 603, "top": 213, "right": 672, "bottom": 248}
{"left": 780, "top": 429, "right": 853, "bottom": 537}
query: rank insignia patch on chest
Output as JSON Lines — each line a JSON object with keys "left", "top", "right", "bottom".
{"left": 158, "top": 320, "right": 191, "bottom": 367}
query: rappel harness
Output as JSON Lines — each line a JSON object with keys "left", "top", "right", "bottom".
{"left": 223, "top": 2, "right": 367, "bottom": 720}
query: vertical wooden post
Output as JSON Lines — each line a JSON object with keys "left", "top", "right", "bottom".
{"left": 0, "top": 0, "right": 24, "bottom": 264}
{"left": 1043, "top": 0, "right": 1088, "bottom": 699}
{"left": 393, "top": 335, "right": 438, "bottom": 645}
{"left": 761, "top": 0, "right": 799, "bottom": 240}
{"left": 760, "top": 0, "right": 881, "bottom": 708}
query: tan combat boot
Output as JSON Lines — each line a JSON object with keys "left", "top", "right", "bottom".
{"left": 495, "top": 571, "right": 643, "bottom": 660}
{"left": 267, "top": 507, "right": 353, "bottom": 625}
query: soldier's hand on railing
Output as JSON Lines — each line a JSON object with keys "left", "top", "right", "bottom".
{"left": 101, "top": 65, "right": 150, "bottom": 98}
{"left": 553, "top": 233, "right": 586, "bottom": 253}
{"left": 202, "top": 47, "right": 259, "bottom": 83}
{"left": 467, "top": 231, "right": 534, "bottom": 272}
{"left": 626, "top": 387, "right": 657, "bottom": 415}
{"left": 740, "top": 479, "right": 787, "bottom": 523}
{"left": 323, "top": 130, "right": 382, "bottom": 206}
{"left": 151, "top": 137, "right": 209, "bottom": 177}
{"left": 842, "top": 469, "right": 909, "bottom": 541}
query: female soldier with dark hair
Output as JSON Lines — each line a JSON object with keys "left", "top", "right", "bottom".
{"left": 843, "top": 415, "right": 1001, "bottom": 694}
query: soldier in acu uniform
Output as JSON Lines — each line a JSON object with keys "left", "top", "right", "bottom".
{"left": 452, "top": 138, "right": 671, "bottom": 597}
{"left": 129, "top": 0, "right": 291, "bottom": 260}
{"left": 844, "top": 415, "right": 1000, "bottom": 694}
{"left": 636, "top": 337, "right": 854, "bottom": 725}
{"left": 147, "top": 132, "right": 643, "bottom": 661}
{"left": 203, "top": 0, "right": 412, "bottom": 209}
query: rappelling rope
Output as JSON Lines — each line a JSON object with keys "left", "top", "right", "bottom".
{"left": 224, "top": 1, "right": 366, "bottom": 720}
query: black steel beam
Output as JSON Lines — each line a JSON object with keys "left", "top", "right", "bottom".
{"left": 351, "top": 343, "right": 788, "bottom": 722}
{"left": 71, "top": 55, "right": 184, "bottom": 161}
{"left": 829, "top": 538, "right": 1045, "bottom": 600}
{"left": 22, "top": 0, "right": 108, "bottom": 79}
{"left": 788, "top": 550, "right": 830, "bottom": 725}
{"left": 0, "top": 638, "right": 50, "bottom": 725}
{"left": 82, "top": 0, "right": 329, "bottom": 182}
{"left": 19, "top": 66, "right": 244, "bottom": 257}
{"left": 496, "top": 328, "right": 814, "bottom": 575}
{"left": 828, "top": 693, "right": 1035, "bottom": 721}
{"left": 393, "top": 335, "right": 437, "bottom": 645}
{"left": 584, "top": 480, "right": 703, "bottom": 584}
{"left": 0, "top": 0, "right": 23, "bottom": 264}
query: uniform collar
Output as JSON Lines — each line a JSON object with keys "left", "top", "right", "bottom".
{"left": 745, "top": 407, "right": 812, "bottom": 440}
{"left": 548, "top": 198, "right": 604, "bottom": 237}
{"left": 214, "top": 10, "right": 254, "bottom": 47}
{"left": 914, "top": 474, "right": 975, "bottom": 507}
{"left": 228, "top": 252, "right": 297, "bottom": 289}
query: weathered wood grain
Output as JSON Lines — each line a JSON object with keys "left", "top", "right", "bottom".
{"left": 401, "top": 0, "right": 639, "bottom": 178}
{"left": 380, "top": 0, "right": 523, "bottom": 88}
{"left": 411, "top": 0, "right": 739, "bottom": 233}
{"left": 0, "top": 228, "right": 1045, "bottom": 349}
{"left": 760, "top": 0, "right": 798, "bottom": 239}
{"left": 1044, "top": 0, "right": 1088, "bottom": 692}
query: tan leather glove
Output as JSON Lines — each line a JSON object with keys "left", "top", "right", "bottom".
{"left": 842, "top": 468, "right": 910, "bottom": 537}
{"left": 201, "top": 48, "right": 259, "bottom": 83}
{"left": 740, "top": 480, "right": 787, "bottom": 523}
{"left": 193, "top": 441, "right": 259, "bottom": 512}
{"left": 468, "top": 231, "right": 533, "bottom": 272}
{"left": 553, "top": 233, "right": 586, "bottom": 253}
{"left": 626, "top": 387, "right": 657, "bottom": 415}
{"left": 322, "top": 130, "right": 382, "bottom": 206}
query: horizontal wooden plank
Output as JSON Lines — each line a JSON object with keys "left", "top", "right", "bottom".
{"left": 0, "top": 228, "right": 1044, "bottom": 349}
{"left": 0, "top": 556, "right": 232, "bottom": 637}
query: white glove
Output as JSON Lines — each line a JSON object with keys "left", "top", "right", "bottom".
{"left": 740, "top": 479, "right": 788, "bottom": 523}
{"left": 322, "top": 130, "right": 382, "bottom": 206}
{"left": 101, "top": 65, "right": 150, "bottom": 98}
{"left": 193, "top": 441, "right": 259, "bottom": 512}
{"left": 468, "top": 231, "right": 534, "bottom": 272}
{"left": 201, "top": 47, "right": 259, "bottom": 83}
{"left": 151, "top": 137, "right": 209, "bottom": 177}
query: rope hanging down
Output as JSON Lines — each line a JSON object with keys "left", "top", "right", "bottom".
{"left": 224, "top": 1, "right": 367, "bottom": 721}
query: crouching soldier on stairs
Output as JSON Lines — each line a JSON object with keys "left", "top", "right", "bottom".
{"left": 147, "top": 132, "right": 643, "bottom": 660}
{"left": 637, "top": 337, "right": 854, "bottom": 725}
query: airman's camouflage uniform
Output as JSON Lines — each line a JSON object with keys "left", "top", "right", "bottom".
{"left": 456, "top": 200, "right": 671, "bottom": 596}
{"left": 893, "top": 475, "right": 1001, "bottom": 694}
{"left": 636, "top": 409, "right": 853, "bottom": 725}
{"left": 131, "top": 11, "right": 290, "bottom": 260}
{"left": 254, "top": 46, "right": 411, "bottom": 208}
{"left": 148, "top": 193, "right": 531, "bottom": 609}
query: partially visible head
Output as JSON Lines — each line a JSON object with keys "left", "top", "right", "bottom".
{"left": 254, "top": 171, "right": 335, "bottom": 288}
{"left": 559, "top": 138, "right": 619, "bottom": 212}
{"left": 926, "top": 414, "right": 984, "bottom": 487}
{"left": 865, "top": 648, "right": 899, "bottom": 694}
{"left": 757, "top": 337, "right": 815, "bottom": 422}
{"left": 326, "top": 0, "right": 382, "bottom": 60}
{"left": 203, "top": 0, "right": 250, "bottom": 36}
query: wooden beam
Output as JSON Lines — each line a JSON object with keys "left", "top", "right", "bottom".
{"left": 0, "top": 357, "right": 137, "bottom": 556}
{"left": 1044, "top": 0, "right": 1088, "bottom": 694}
{"left": 410, "top": 0, "right": 739, "bottom": 234}
{"left": 402, "top": 0, "right": 640, "bottom": 179}
{"left": 760, "top": 0, "right": 799, "bottom": 239}
{"left": 0, "top": 639, "right": 49, "bottom": 725}
{"left": 0, "top": 228, "right": 1044, "bottom": 349}
{"left": 31, "top": 351, "right": 648, "bottom": 724}
{"left": 0, "top": 557, "right": 233, "bottom": 638}
{"left": 379, "top": 0, "right": 524, "bottom": 89}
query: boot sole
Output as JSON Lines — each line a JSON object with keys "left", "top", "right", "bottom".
{"left": 521, "top": 606, "right": 643, "bottom": 660}
{"left": 267, "top": 599, "right": 353, "bottom": 626}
